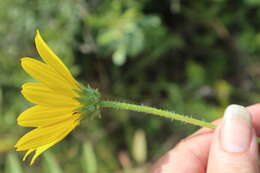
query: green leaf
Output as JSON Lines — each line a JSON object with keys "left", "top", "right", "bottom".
{"left": 186, "top": 61, "right": 205, "bottom": 88}
{"left": 112, "top": 45, "right": 127, "bottom": 66}
{"left": 81, "top": 142, "right": 97, "bottom": 173}
{"left": 4, "top": 152, "right": 23, "bottom": 173}
{"left": 215, "top": 80, "right": 231, "bottom": 106}
{"left": 42, "top": 152, "right": 63, "bottom": 173}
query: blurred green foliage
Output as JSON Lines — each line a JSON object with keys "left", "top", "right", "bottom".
{"left": 1, "top": 0, "right": 260, "bottom": 172}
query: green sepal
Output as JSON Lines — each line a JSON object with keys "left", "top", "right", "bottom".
{"left": 77, "top": 85, "right": 101, "bottom": 119}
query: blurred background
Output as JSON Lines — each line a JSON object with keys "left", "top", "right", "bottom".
{"left": 1, "top": 0, "right": 260, "bottom": 172}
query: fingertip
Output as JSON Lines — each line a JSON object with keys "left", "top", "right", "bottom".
{"left": 207, "top": 105, "right": 259, "bottom": 173}
{"left": 247, "top": 104, "right": 260, "bottom": 136}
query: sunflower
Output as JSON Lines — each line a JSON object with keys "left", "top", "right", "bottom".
{"left": 15, "top": 31, "right": 92, "bottom": 165}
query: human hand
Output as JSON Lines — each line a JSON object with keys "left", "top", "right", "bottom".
{"left": 150, "top": 104, "right": 260, "bottom": 173}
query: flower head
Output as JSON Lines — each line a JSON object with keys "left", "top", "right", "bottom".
{"left": 15, "top": 31, "right": 100, "bottom": 165}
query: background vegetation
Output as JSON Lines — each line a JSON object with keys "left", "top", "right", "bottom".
{"left": 1, "top": 0, "right": 260, "bottom": 172}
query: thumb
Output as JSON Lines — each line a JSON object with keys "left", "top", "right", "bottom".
{"left": 207, "top": 104, "right": 259, "bottom": 173}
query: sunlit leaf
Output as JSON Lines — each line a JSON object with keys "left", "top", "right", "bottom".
{"left": 132, "top": 129, "right": 147, "bottom": 164}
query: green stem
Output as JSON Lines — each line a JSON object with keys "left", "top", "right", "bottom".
{"left": 100, "top": 100, "right": 260, "bottom": 143}
{"left": 100, "top": 100, "right": 216, "bottom": 129}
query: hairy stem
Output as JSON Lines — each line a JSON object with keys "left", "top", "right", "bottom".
{"left": 100, "top": 100, "right": 260, "bottom": 144}
{"left": 100, "top": 100, "right": 216, "bottom": 129}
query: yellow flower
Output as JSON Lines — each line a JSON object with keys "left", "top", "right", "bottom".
{"left": 15, "top": 31, "right": 82, "bottom": 165}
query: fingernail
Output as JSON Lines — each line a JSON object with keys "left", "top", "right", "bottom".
{"left": 220, "top": 104, "right": 252, "bottom": 153}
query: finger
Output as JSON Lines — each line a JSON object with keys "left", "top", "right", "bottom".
{"left": 207, "top": 105, "right": 259, "bottom": 173}
{"left": 149, "top": 119, "right": 222, "bottom": 173}
{"left": 247, "top": 104, "right": 260, "bottom": 136}
{"left": 149, "top": 104, "right": 260, "bottom": 173}
{"left": 149, "top": 129, "right": 213, "bottom": 173}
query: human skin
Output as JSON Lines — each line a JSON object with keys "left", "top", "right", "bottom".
{"left": 150, "top": 104, "right": 260, "bottom": 173}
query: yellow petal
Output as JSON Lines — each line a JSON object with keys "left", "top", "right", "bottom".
{"left": 21, "top": 57, "right": 78, "bottom": 98}
{"left": 15, "top": 116, "right": 78, "bottom": 150}
{"left": 35, "top": 31, "right": 79, "bottom": 90}
{"left": 30, "top": 142, "right": 54, "bottom": 165}
{"left": 17, "top": 105, "right": 76, "bottom": 127}
{"left": 23, "top": 149, "right": 34, "bottom": 161}
{"left": 29, "top": 122, "right": 77, "bottom": 165}
{"left": 21, "top": 82, "right": 80, "bottom": 107}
